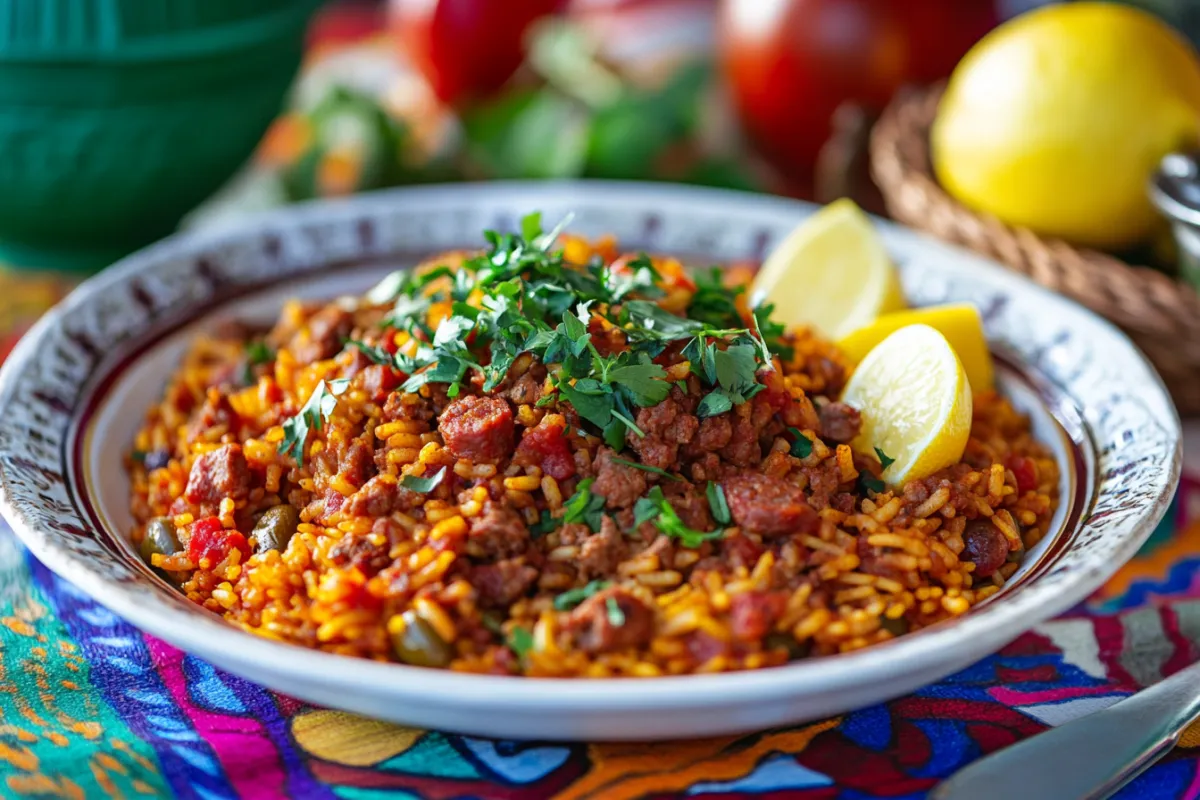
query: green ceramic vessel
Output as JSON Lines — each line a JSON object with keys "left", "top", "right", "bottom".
{"left": 0, "top": 0, "right": 320, "bottom": 272}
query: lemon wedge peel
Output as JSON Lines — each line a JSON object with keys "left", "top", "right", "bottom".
{"left": 751, "top": 199, "right": 906, "bottom": 340}
{"left": 837, "top": 303, "right": 995, "bottom": 394}
{"left": 840, "top": 324, "right": 973, "bottom": 486}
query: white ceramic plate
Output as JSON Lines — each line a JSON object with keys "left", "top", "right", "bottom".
{"left": 0, "top": 182, "right": 1180, "bottom": 741}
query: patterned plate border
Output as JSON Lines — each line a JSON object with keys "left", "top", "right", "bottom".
{"left": 0, "top": 182, "right": 1181, "bottom": 739}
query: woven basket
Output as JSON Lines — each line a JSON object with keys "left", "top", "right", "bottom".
{"left": 871, "top": 84, "right": 1200, "bottom": 415}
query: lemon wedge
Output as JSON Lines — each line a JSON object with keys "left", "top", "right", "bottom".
{"left": 838, "top": 304, "right": 994, "bottom": 393}
{"left": 841, "top": 324, "right": 973, "bottom": 485}
{"left": 752, "top": 198, "right": 905, "bottom": 338}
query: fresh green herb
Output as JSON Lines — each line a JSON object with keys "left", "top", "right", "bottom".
{"left": 875, "top": 447, "right": 896, "bottom": 471}
{"left": 347, "top": 338, "right": 397, "bottom": 368}
{"left": 706, "top": 481, "right": 731, "bottom": 526}
{"left": 605, "top": 596, "right": 626, "bottom": 627}
{"left": 242, "top": 340, "right": 275, "bottom": 384}
{"left": 371, "top": 211, "right": 786, "bottom": 442}
{"left": 400, "top": 468, "right": 447, "bottom": 494}
{"left": 529, "top": 509, "right": 559, "bottom": 538}
{"left": 246, "top": 340, "right": 274, "bottom": 366}
{"left": 278, "top": 378, "right": 349, "bottom": 466}
{"left": 562, "top": 478, "right": 607, "bottom": 532}
{"left": 788, "top": 427, "right": 814, "bottom": 459}
{"left": 633, "top": 486, "right": 725, "bottom": 548}
{"left": 480, "top": 612, "right": 505, "bottom": 636}
{"left": 553, "top": 580, "right": 611, "bottom": 611}
{"left": 131, "top": 450, "right": 147, "bottom": 464}
{"left": 860, "top": 473, "right": 887, "bottom": 495}
{"left": 610, "top": 456, "right": 683, "bottom": 482}
{"left": 508, "top": 626, "right": 534, "bottom": 660}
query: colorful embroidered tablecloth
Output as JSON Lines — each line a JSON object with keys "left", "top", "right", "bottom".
{"left": 2, "top": 482, "right": 1200, "bottom": 800}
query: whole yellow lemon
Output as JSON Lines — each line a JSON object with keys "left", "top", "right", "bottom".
{"left": 932, "top": 2, "right": 1200, "bottom": 250}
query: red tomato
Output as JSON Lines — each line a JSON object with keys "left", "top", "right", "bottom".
{"left": 719, "top": 0, "right": 996, "bottom": 181}
{"left": 1005, "top": 455, "right": 1038, "bottom": 494}
{"left": 389, "top": 0, "right": 565, "bottom": 105}
{"left": 188, "top": 517, "right": 248, "bottom": 565}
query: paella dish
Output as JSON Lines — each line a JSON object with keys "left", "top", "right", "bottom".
{"left": 127, "top": 210, "right": 1058, "bottom": 677}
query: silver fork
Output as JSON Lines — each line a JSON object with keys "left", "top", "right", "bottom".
{"left": 931, "top": 658, "right": 1200, "bottom": 800}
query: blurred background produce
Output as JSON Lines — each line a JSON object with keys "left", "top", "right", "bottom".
{"left": 13, "top": 0, "right": 1200, "bottom": 373}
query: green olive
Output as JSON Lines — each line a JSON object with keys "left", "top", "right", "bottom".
{"left": 140, "top": 517, "right": 181, "bottom": 564}
{"left": 879, "top": 615, "right": 910, "bottom": 636}
{"left": 764, "top": 632, "right": 811, "bottom": 661}
{"left": 252, "top": 505, "right": 301, "bottom": 553}
{"left": 390, "top": 610, "right": 454, "bottom": 668}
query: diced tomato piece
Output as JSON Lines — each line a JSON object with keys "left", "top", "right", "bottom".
{"left": 516, "top": 418, "right": 576, "bottom": 480}
{"left": 1006, "top": 455, "right": 1038, "bottom": 493}
{"left": 187, "top": 517, "right": 248, "bottom": 565}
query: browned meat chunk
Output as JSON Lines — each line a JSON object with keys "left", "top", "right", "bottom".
{"left": 962, "top": 520, "right": 1011, "bottom": 578}
{"left": 683, "top": 414, "right": 732, "bottom": 457}
{"left": 187, "top": 393, "right": 239, "bottom": 444}
{"left": 467, "top": 500, "right": 529, "bottom": 559}
{"left": 339, "top": 438, "right": 375, "bottom": 487}
{"left": 568, "top": 587, "right": 656, "bottom": 654}
{"left": 439, "top": 395, "right": 514, "bottom": 463}
{"left": 591, "top": 448, "right": 647, "bottom": 510}
{"left": 818, "top": 401, "right": 863, "bottom": 443}
{"left": 570, "top": 516, "right": 627, "bottom": 579}
{"left": 329, "top": 534, "right": 391, "bottom": 576}
{"left": 729, "top": 591, "right": 788, "bottom": 642}
{"left": 662, "top": 483, "right": 714, "bottom": 531}
{"left": 359, "top": 364, "right": 401, "bottom": 402}
{"left": 342, "top": 475, "right": 420, "bottom": 518}
{"left": 627, "top": 395, "right": 698, "bottom": 470}
{"left": 288, "top": 305, "right": 354, "bottom": 365}
{"left": 471, "top": 558, "right": 538, "bottom": 606}
{"left": 722, "top": 473, "right": 818, "bottom": 537}
{"left": 184, "top": 444, "right": 250, "bottom": 505}
{"left": 505, "top": 364, "right": 546, "bottom": 406}
{"left": 383, "top": 391, "right": 434, "bottom": 424}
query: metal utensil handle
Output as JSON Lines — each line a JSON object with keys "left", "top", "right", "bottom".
{"left": 931, "top": 659, "right": 1200, "bottom": 800}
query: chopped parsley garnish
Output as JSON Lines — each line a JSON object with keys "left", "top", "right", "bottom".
{"left": 860, "top": 473, "right": 887, "bottom": 495}
{"left": 562, "top": 477, "right": 606, "bottom": 532}
{"left": 362, "top": 211, "right": 789, "bottom": 446}
{"left": 633, "top": 486, "right": 725, "bottom": 548}
{"left": 787, "top": 427, "right": 814, "bottom": 459}
{"left": 131, "top": 450, "right": 146, "bottom": 464}
{"left": 400, "top": 468, "right": 446, "bottom": 494}
{"left": 347, "top": 338, "right": 398, "bottom": 368}
{"left": 529, "top": 509, "right": 558, "bottom": 538}
{"left": 706, "top": 481, "right": 731, "bottom": 526}
{"left": 243, "top": 340, "right": 275, "bottom": 384}
{"left": 508, "top": 626, "right": 534, "bottom": 661}
{"left": 278, "top": 378, "right": 349, "bottom": 466}
{"left": 875, "top": 447, "right": 896, "bottom": 470}
{"left": 610, "top": 456, "right": 683, "bottom": 482}
{"left": 605, "top": 596, "right": 626, "bottom": 627}
{"left": 553, "top": 580, "right": 611, "bottom": 611}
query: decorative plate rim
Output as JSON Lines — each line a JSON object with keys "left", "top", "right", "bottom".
{"left": 0, "top": 181, "right": 1181, "bottom": 712}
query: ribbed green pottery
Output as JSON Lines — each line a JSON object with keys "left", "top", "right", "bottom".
{"left": 0, "top": 0, "right": 320, "bottom": 272}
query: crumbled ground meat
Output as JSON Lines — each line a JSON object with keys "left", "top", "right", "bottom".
{"left": 383, "top": 391, "right": 434, "bottom": 424}
{"left": 577, "top": 516, "right": 627, "bottom": 579}
{"left": 628, "top": 394, "right": 698, "bottom": 469}
{"left": 684, "top": 414, "right": 733, "bottom": 458}
{"left": 720, "top": 533, "right": 764, "bottom": 570}
{"left": 962, "top": 520, "right": 1010, "bottom": 578}
{"left": 288, "top": 305, "right": 354, "bottom": 365}
{"left": 662, "top": 482, "right": 714, "bottom": 531}
{"left": 187, "top": 393, "right": 239, "bottom": 444}
{"left": 592, "top": 448, "right": 647, "bottom": 509}
{"left": 505, "top": 365, "right": 546, "bottom": 406}
{"left": 471, "top": 558, "right": 538, "bottom": 606}
{"left": 439, "top": 395, "right": 515, "bottom": 463}
{"left": 342, "top": 475, "right": 419, "bottom": 518}
{"left": 722, "top": 473, "right": 819, "bottom": 537}
{"left": 817, "top": 401, "right": 863, "bottom": 443}
{"left": 339, "top": 438, "right": 375, "bottom": 487}
{"left": 467, "top": 500, "right": 529, "bottom": 559}
{"left": 184, "top": 444, "right": 250, "bottom": 506}
{"left": 329, "top": 534, "right": 391, "bottom": 576}
{"left": 568, "top": 587, "right": 656, "bottom": 654}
